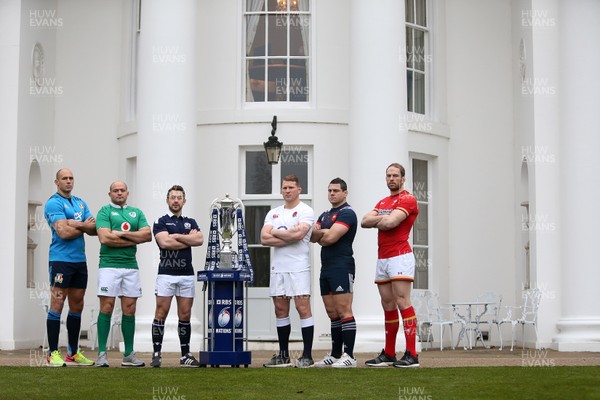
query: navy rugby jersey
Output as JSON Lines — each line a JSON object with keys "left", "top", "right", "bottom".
{"left": 316, "top": 203, "right": 357, "bottom": 268}
{"left": 153, "top": 214, "right": 200, "bottom": 276}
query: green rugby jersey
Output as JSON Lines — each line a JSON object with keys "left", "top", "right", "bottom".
{"left": 96, "top": 203, "right": 149, "bottom": 269}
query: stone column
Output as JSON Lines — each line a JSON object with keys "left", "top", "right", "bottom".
{"left": 553, "top": 0, "right": 600, "bottom": 351}
{"left": 135, "top": 0, "right": 198, "bottom": 352}
{"left": 349, "top": 0, "right": 409, "bottom": 352}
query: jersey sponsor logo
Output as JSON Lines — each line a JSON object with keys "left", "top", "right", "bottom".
{"left": 273, "top": 214, "right": 279, "bottom": 219}
{"left": 378, "top": 209, "right": 393, "bottom": 215}
{"left": 54, "top": 273, "right": 63, "bottom": 284}
{"left": 121, "top": 222, "right": 131, "bottom": 231}
{"left": 129, "top": 211, "right": 137, "bottom": 218}
{"left": 74, "top": 211, "right": 82, "bottom": 221}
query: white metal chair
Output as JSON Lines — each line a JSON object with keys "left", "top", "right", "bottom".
{"left": 424, "top": 291, "right": 455, "bottom": 350}
{"left": 89, "top": 303, "right": 122, "bottom": 350}
{"left": 496, "top": 288, "right": 542, "bottom": 351}
{"left": 411, "top": 290, "right": 432, "bottom": 349}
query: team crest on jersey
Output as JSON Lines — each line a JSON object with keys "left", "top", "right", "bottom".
{"left": 331, "top": 214, "right": 338, "bottom": 222}
{"left": 292, "top": 211, "right": 298, "bottom": 217}
{"left": 121, "top": 222, "right": 131, "bottom": 231}
{"left": 79, "top": 203, "right": 84, "bottom": 209}
{"left": 184, "top": 222, "right": 191, "bottom": 230}
{"left": 54, "top": 273, "right": 63, "bottom": 284}
{"left": 129, "top": 211, "right": 137, "bottom": 218}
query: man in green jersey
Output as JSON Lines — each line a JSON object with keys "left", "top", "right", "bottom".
{"left": 94, "top": 181, "right": 152, "bottom": 367}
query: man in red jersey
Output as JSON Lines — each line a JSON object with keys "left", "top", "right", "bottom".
{"left": 361, "top": 163, "right": 420, "bottom": 368}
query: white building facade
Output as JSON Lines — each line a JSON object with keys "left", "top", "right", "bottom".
{"left": 1, "top": 0, "right": 599, "bottom": 353}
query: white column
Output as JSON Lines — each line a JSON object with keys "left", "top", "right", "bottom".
{"left": 553, "top": 0, "right": 600, "bottom": 351}
{"left": 134, "top": 0, "right": 198, "bottom": 352}
{"left": 349, "top": 0, "right": 408, "bottom": 352}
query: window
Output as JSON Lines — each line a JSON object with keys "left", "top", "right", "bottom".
{"left": 405, "top": 0, "right": 429, "bottom": 114}
{"left": 412, "top": 158, "right": 430, "bottom": 289}
{"left": 242, "top": 146, "right": 312, "bottom": 287}
{"left": 244, "top": 0, "right": 311, "bottom": 103}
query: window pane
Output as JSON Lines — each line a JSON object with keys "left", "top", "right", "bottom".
{"left": 290, "top": 15, "right": 309, "bottom": 56}
{"left": 405, "top": 0, "right": 414, "bottom": 23}
{"left": 414, "top": 72, "right": 425, "bottom": 114}
{"left": 247, "top": 60, "right": 265, "bottom": 102}
{"left": 267, "top": 58, "right": 287, "bottom": 101}
{"left": 412, "top": 158, "right": 428, "bottom": 201}
{"left": 405, "top": 27, "right": 413, "bottom": 69}
{"left": 249, "top": 247, "right": 270, "bottom": 287}
{"left": 416, "top": 0, "right": 426, "bottom": 27}
{"left": 290, "top": 58, "right": 308, "bottom": 102}
{"left": 281, "top": 150, "right": 308, "bottom": 190}
{"left": 246, "top": 151, "right": 272, "bottom": 194}
{"left": 268, "top": 15, "right": 287, "bottom": 56}
{"left": 413, "top": 247, "right": 429, "bottom": 289}
{"left": 414, "top": 29, "right": 425, "bottom": 72}
{"left": 244, "top": 206, "right": 271, "bottom": 244}
{"left": 266, "top": 0, "right": 279, "bottom": 12}
{"left": 246, "top": 15, "right": 266, "bottom": 57}
{"left": 413, "top": 203, "right": 428, "bottom": 246}
{"left": 247, "top": 0, "right": 265, "bottom": 12}
{"left": 407, "top": 70, "right": 414, "bottom": 112}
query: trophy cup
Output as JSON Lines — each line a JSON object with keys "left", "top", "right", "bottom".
{"left": 210, "top": 194, "right": 242, "bottom": 270}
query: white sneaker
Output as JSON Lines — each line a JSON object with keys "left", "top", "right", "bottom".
{"left": 332, "top": 353, "right": 357, "bottom": 368}
{"left": 314, "top": 353, "right": 340, "bottom": 368}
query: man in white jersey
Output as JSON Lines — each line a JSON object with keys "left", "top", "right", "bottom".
{"left": 261, "top": 175, "right": 315, "bottom": 368}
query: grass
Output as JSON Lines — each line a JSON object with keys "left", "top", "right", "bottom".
{"left": 1, "top": 366, "right": 600, "bottom": 399}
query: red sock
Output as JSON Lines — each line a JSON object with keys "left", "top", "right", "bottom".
{"left": 401, "top": 306, "right": 418, "bottom": 357}
{"left": 384, "top": 309, "right": 399, "bottom": 357}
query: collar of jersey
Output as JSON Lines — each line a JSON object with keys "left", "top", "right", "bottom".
{"left": 109, "top": 203, "right": 128, "bottom": 209}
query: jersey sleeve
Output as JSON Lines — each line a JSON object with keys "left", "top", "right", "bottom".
{"left": 398, "top": 194, "right": 418, "bottom": 216}
{"left": 95, "top": 206, "right": 111, "bottom": 230}
{"left": 82, "top": 200, "right": 93, "bottom": 220}
{"left": 263, "top": 209, "right": 275, "bottom": 227}
{"left": 190, "top": 218, "right": 200, "bottom": 231}
{"left": 153, "top": 216, "right": 167, "bottom": 236}
{"left": 137, "top": 210, "right": 150, "bottom": 229}
{"left": 299, "top": 206, "right": 315, "bottom": 226}
{"left": 334, "top": 208, "right": 357, "bottom": 229}
{"left": 44, "top": 197, "right": 66, "bottom": 225}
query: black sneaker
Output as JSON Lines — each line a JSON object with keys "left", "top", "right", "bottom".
{"left": 151, "top": 352, "right": 161, "bottom": 368}
{"left": 393, "top": 350, "right": 420, "bottom": 368}
{"left": 263, "top": 353, "right": 292, "bottom": 368}
{"left": 180, "top": 353, "right": 200, "bottom": 367}
{"left": 365, "top": 349, "right": 397, "bottom": 367}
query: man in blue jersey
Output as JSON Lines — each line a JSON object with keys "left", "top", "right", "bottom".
{"left": 150, "top": 185, "right": 204, "bottom": 368}
{"left": 44, "top": 168, "right": 97, "bottom": 367}
{"left": 311, "top": 178, "right": 358, "bottom": 368}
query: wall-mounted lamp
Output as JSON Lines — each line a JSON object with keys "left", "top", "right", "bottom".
{"left": 264, "top": 115, "right": 283, "bottom": 165}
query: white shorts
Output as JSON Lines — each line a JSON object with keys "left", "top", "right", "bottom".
{"left": 269, "top": 271, "right": 311, "bottom": 297}
{"left": 374, "top": 253, "right": 415, "bottom": 284}
{"left": 155, "top": 274, "right": 195, "bottom": 298}
{"left": 97, "top": 268, "right": 142, "bottom": 298}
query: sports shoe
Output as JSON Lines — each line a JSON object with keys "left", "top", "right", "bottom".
{"left": 180, "top": 353, "right": 200, "bottom": 367}
{"left": 365, "top": 349, "right": 397, "bottom": 367}
{"left": 46, "top": 350, "right": 66, "bottom": 367}
{"left": 295, "top": 356, "right": 315, "bottom": 368}
{"left": 121, "top": 352, "right": 145, "bottom": 367}
{"left": 393, "top": 350, "right": 420, "bottom": 368}
{"left": 263, "top": 353, "right": 292, "bottom": 368}
{"left": 65, "top": 350, "right": 94, "bottom": 366}
{"left": 96, "top": 351, "right": 109, "bottom": 368}
{"left": 314, "top": 353, "right": 340, "bottom": 368}
{"left": 151, "top": 352, "right": 162, "bottom": 368}
{"left": 331, "top": 353, "right": 357, "bottom": 368}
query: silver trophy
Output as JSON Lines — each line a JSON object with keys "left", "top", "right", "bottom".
{"left": 210, "top": 194, "right": 243, "bottom": 270}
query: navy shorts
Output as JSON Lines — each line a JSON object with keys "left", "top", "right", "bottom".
{"left": 48, "top": 261, "right": 88, "bottom": 289}
{"left": 319, "top": 267, "right": 355, "bottom": 296}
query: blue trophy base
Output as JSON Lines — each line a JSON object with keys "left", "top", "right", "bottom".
{"left": 198, "top": 351, "right": 252, "bottom": 368}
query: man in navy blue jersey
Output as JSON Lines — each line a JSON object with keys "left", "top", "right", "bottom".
{"left": 310, "top": 177, "right": 358, "bottom": 368}
{"left": 150, "top": 185, "right": 204, "bottom": 367}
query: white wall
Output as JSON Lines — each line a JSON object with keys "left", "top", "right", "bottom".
{"left": 445, "top": 0, "right": 516, "bottom": 310}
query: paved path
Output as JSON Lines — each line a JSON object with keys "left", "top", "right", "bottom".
{"left": 3, "top": 347, "right": 600, "bottom": 368}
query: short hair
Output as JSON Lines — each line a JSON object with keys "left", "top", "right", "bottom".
{"left": 329, "top": 177, "right": 347, "bottom": 191}
{"left": 167, "top": 184, "right": 186, "bottom": 199}
{"left": 109, "top": 181, "right": 128, "bottom": 191}
{"left": 386, "top": 163, "right": 406, "bottom": 177}
{"left": 282, "top": 174, "right": 300, "bottom": 186}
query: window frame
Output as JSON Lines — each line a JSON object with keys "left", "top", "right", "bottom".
{"left": 410, "top": 155, "right": 432, "bottom": 290}
{"left": 405, "top": 0, "right": 430, "bottom": 116}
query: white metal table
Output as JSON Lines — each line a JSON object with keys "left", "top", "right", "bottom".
{"left": 448, "top": 301, "right": 493, "bottom": 350}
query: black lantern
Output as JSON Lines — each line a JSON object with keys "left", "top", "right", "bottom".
{"left": 264, "top": 115, "right": 283, "bottom": 165}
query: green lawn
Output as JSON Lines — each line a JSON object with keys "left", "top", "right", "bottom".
{"left": 1, "top": 366, "right": 599, "bottom": 399}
